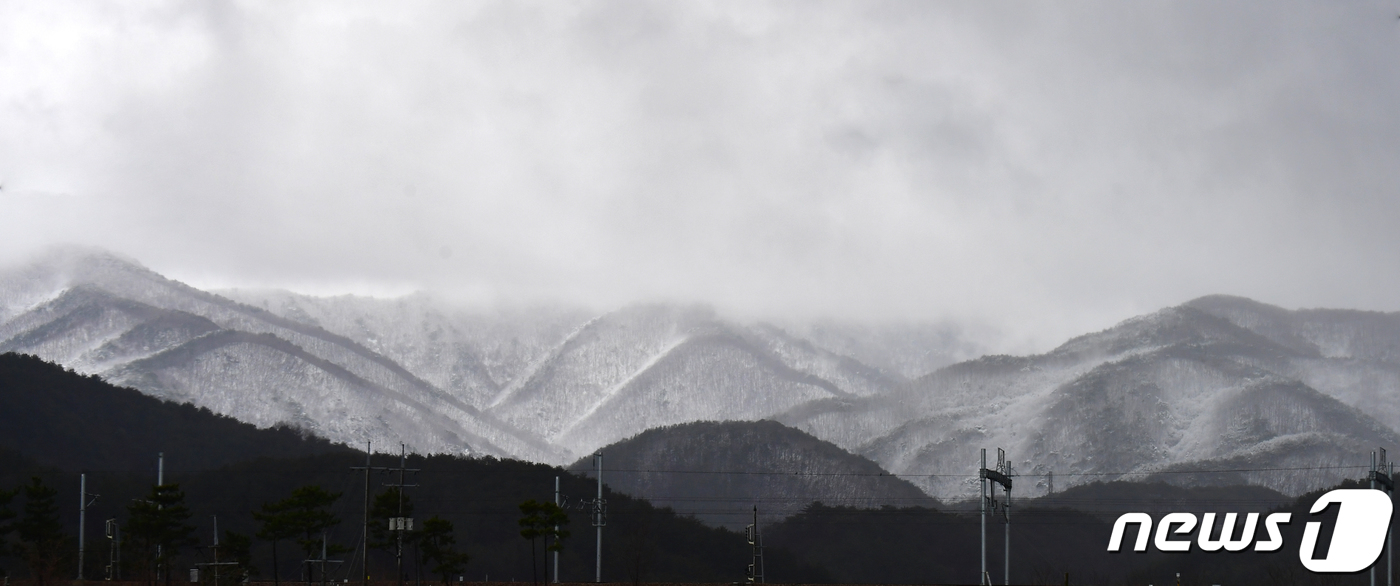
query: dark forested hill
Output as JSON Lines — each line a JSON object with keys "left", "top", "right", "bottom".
{"left": 0, "top": 354, "right": 829, "bottom": 583}
{"left": 0, "top": 446, "right": 832, "bottom": 583}
{"left": 0, "top": 352, "right": 349, "bottom": 471}
{"left": 764, "top": 479, "right": 1388, "bottom": 586}
{"left": 572, "top": 420, "right": 936, "bottom": 529}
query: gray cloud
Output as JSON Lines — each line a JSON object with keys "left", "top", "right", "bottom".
{"left": 3, "top": 0, "right": 1400, "bottom": 352}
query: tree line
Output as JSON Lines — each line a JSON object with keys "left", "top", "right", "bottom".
{"left": 0, "top": 477, "right": 570, "bottom": 586}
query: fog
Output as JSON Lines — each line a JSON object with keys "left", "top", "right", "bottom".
{"left": 4, "top": 1, "right": 1400, "bottom": 352}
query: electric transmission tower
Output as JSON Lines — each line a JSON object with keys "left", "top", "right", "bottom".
{"left": 979, "top": 448, "right": 1013, "bottom": 586}
{"left": 745, "top": 506, "right": 764, "bottom": 584}
{"left": 104, "top": 518, "right": 121, "bottom": 580}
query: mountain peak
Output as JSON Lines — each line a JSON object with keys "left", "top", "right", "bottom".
{"left": 575, "top": 419, "right": 935, "bottom": 528}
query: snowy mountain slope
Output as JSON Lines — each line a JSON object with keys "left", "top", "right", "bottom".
{"left": 0, "top": 249, "right": 561, "bottom": 461}
{"left": 483, "top": 304, "right": 884, "bottom": 457}
{"left": 480, "top": 304, "right": 713, "bottom": 436}
{"left": 217, "top": 289, "right": 592, "bottom": 408}
{"left": 0, "top": 286, "right": 211, "bottom": 371}
{"left": 781, "top": 304, "right": 1400, "bottom": 498}
{"left": 776, "top": 320, "right": 986, "bottom": 380}
{"left": 552, "top": 331, "right": 850, "bottom": 455}
{"left": 0, "top": 250, "right": 915, "bottom": 463}
{"left": 222, "top": 293, "right": 911, "bottom": 460}
{"left": 105, "top": 330, "right": 519, "bottom": 455}
{"left": 747, "top": 323, "right": 903, "bottom": 398}
{"left": 1187, "top": 295, "right": 1400, "bottom": 362}
{"left": 6, "top": 249, "right": 1398, "bottom": 501}
{"left": 1186, "top": 294, "right": 1400, "bottom": 431}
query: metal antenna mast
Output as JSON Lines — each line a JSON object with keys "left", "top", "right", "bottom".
{"left": 78, "top": 473, "right": 99, "bottom": 580}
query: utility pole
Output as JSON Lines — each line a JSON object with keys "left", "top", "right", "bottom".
{"left": 351, "top": 442, "right": 391, "bottom": 586}
{"left": 592, "top": 453, "right": 606, "bottom": 584}
{"left": 79, "top": 474, "right": 86, "bottom": 581}
{"left": 1000, "top": 450, "right": 1012, "bottom": 586}
{"left": 1371, "top": 449, "right": 1395, "bottom": 586}
{"left": 383, "top": 444, "right": 419, "bottom": 586}
{"left": 78, "top": 473, "right": 99, "bottom": 580}
{"left": 554, "top": 477, "right": 561, "bottom": 584}
{"left": 157, "top": 453, "right": 165, "bottom": 583}
{"left": 980, "top": 449, "right": 986, "bottom": 586}
{"left": 321, "top": 533, "right": 328, "bottom": 586}
{"left": 214, "top": 516, "right": 221, "bottom": 585}
{"left": 195, "top": 515, "right": 238, "bottom": 586}
{"left": 297, "top": 530, "right": 343, "bottom": 586}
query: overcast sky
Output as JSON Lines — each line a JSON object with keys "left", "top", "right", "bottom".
{"left": 3, "top": 0, "right": 1400, "bottom": 352}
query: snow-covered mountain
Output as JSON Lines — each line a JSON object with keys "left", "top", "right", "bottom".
{"left": 220, "top": 292, "right": 921, "bottom": 457}
{"left": 0, "top": 248, "right": 955, "bottom": 463}
{"left": 3, "top": 249, "right": 1397, "bottom": 500}
{"left": 776, "top": 299, "right": 1400, "bottom": 498}
{"left": 0, "top": 249, "right": 563, "bottom": 461}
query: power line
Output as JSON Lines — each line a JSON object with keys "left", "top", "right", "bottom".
{"left": 561, "top": 463, "right": 1370, "bottom": 478}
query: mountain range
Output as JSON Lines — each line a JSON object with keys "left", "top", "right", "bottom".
{"left": 5, "top": 350, "right": 1354, "bottom": 586}
{"left": 2, "top": 247, "right": 1397, "bottom": 500}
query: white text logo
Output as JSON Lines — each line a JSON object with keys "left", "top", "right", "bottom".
{"left": 1106, "top": 489, "right": 1393, "bottom": 573}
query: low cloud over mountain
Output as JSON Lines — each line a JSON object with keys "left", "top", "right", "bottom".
{"left": 3, "top": 249, "right": 1396, "bottom": 499}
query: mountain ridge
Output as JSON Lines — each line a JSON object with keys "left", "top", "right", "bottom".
{"left": 572, "top": 419, "right": 936, "bottom": 529}
{"left": 4, "top": 249, "right": 1398, "bottom": 500}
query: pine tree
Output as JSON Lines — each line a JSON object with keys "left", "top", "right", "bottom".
{"left": 280, "top": 485, "right": 347, "bottom": 585}
{"left": 126, "top": 483, "right": 198, "bottom": 586}
{"left": 418, "top": 516, "right": 469, "bottom": 586}
{"left": 254, "top": 499, "right": 296, "bottom": 586}
{"left": 221, "top": 530, "right": 256, "bottom": 584}
{"left": 16, "top": 477, "right": 66, "bottom": 586}
{"left": 0, "top": 486, "right": 16, "bottom": 577}
{"left": 518, "top": 500, "right": 568, "bottom": 586}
